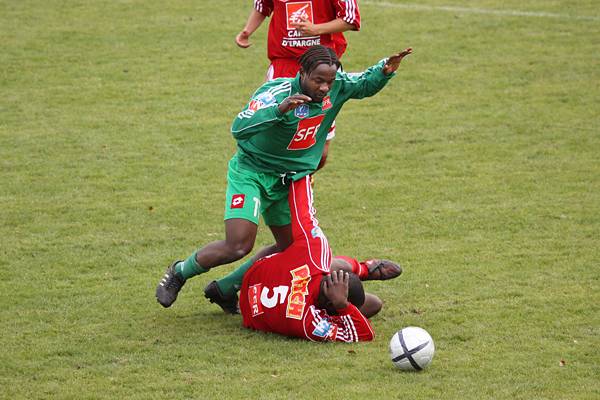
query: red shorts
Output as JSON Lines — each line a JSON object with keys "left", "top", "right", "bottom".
{"left": 266, "top": 58, "right": 336, "bottom": 140}
{"left": 266, "top": 58, "right": 301, "bottom": 80}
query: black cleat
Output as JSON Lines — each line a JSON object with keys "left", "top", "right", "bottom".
{"left": 204, "top": 281, "right": 239, "bottom": 314}
{"left": 156, "top": 260, "right": 185, "bottom": 308}
{"left": 364, "top": 259, "right": 403, "bottom": 281}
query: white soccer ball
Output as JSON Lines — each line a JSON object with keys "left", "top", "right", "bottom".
{"left": 389, "top": 327, "right": 435, "bottom": 371}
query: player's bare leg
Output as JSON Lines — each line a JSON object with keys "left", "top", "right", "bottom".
{"left": 361, "top": 293, "right": 383, "bottom": 318}
{"left": 331, "top": 256, "right": 402, "bottom": 281}
{"left": 156, "top": 219, "right": 258, "bottom": 308}
{"left": 204, "top": 223, "right": 293, "bottom": 314}
{"left": 195, "top": 219, "right": 258, "bottom": 268}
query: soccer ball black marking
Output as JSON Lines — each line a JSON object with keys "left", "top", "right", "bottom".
{"left": 389, "top": 327, "right": 435, "bottom": 371}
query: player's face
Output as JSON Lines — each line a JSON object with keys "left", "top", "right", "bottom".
{"left": 300, "top": 64, "right": 337, "bottom": 103}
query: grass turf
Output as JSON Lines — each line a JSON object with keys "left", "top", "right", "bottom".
{"left": 1, "top": 0, "right": 598, "bottom": 398}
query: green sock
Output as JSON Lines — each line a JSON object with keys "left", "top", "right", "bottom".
{"left": 216, "top": 258, "right": 254, "bottom": 296}
{"left": 175, "top": 252, "right": 208, "bottom": 281}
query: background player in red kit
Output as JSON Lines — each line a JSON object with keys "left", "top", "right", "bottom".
{"left": 240, "top": 175, "right": 378, "bottom": 342}
{"left": 235, "top": 0, "right": 361, "bottom": 169}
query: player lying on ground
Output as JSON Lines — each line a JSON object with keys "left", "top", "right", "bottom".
{"left": 156, "top": 45, "right": 412, "bottom": 311}
{"left": 239, "top": 175, "right": 400, "bottom": 342}
{"left": 206, "top": 254, "right": 402, "bottom": 316}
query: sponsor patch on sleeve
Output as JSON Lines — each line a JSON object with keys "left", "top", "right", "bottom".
{"left": 311, "top": 226, "right": 324, "bottom": 239}
{"left": 312, "top": 318, "right": 336, "bottom": 338}
{"left": 248, "top": 100, "right": 263, "bottom": 112}
{"left": 248, "top": 92, "right": 276, "bottom": 113}
{"left": 256, "top": 92, "right": 276, "bottom": 105}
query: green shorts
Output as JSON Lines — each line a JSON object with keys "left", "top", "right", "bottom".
{"left": 224, "top": 155, "right": 290, "bottom": 226}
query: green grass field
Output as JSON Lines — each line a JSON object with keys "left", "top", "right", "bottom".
{"left": 1, "top": 0, "right": 599, "bottom": 398}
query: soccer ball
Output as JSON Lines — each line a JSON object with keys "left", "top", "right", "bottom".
{"left": 389, "top": 327, "right": 435, "bottom": 371}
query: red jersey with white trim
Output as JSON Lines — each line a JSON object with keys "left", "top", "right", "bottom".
{"left": 254, "top": 0, "right": 361, "bottom": 60}
{"left": 239, "top": 176, "right": 374, "bottom": 342}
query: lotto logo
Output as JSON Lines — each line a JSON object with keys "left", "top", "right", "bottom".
{"left": 230, "top": 194, "right": 245, "bottom": 209}
{"left": 322, "top": 96, "right": 332, "bottom": 111}
{"left": 287, "top": 114, "right": 325, "bottom": 150}
{"left": 286, "top": 2, "right": 314, "bottom": 30}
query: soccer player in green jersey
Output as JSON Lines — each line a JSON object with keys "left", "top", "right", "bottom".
{"left": 156, "top": 45, "right": 412, "bottom": 311}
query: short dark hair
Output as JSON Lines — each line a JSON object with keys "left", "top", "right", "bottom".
{"left": 298, "top": 45, "right": 342, "bottom": 75}
{"left": 347, "top": 273, "right": 366, "bottom": 308}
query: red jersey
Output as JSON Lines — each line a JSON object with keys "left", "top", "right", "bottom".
{"left": 254, "top": 0, "right": 361, "bottom": 61}
{"left": 239, "top": 176, "right": 374, "bottom": 342}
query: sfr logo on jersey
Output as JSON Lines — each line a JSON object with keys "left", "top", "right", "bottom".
{"left": 230, "top": 194, "right": 245, "bottom": 209}
{"left": 287, "top": 114, "right": 325, "bottom": 150}
{"left": 286, "top": 2, "right": 314, "bottom": 30}
{"left": 248, "top": 283, "right": 264, "bottom": 317}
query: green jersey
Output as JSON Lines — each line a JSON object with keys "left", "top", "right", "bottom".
{"left": 231, "top": 59, "right": 395, "bottom": 181}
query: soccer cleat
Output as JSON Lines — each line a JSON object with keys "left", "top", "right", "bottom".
{"left": 204, "top": 281, "right": 239, "bottom": 314}
{"left": 156, "top": 260, "right": 185, "bottom": 308}
{"left": 364, "top": 259, "right": 402, "bottom": 281}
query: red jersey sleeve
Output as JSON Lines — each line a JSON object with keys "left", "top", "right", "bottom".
{"left": 334, "top": 0, "right": 361, "bottom": 30}
{"left": 254, "top": 0, "right": 274, "bottom": 17}
{"left": 303, "top": 304, "right": 374, "bottom": 342}
{"left": 289, "top": 177, "right": 331, "bottom": 273}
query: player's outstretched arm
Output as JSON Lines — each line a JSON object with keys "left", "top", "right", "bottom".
{"left": 382, "top": 48, "right": 413, "bottom": 75}
{"left": 290, "top": 17, "right": 354, "bottom": 36}
{"left": 236, "top": 9, "right": 266, "bottom": 48}
{"left": 337, "top": 47, "right": 412, "bottom": 100}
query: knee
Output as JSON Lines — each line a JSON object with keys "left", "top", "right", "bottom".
{"left": 224, "top": 219, "right": 257, "bottom": 260}
{"left": 330, "top": 257, "right": 353, "bottom": 272}
{"left": 371, "top": 297, "right": 383, "bottom": 315}
{"left": 227, "top": 243, "right": 253, "bottom": 260}
{"left": 361, "top": 293, "right": 383, "bottom": 318}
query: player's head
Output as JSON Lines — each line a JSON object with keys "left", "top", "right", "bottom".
{"left": 317, "top": 272, "right": 366, "bottom": 315}
{"left": 298, "top": 45, "right": 341, "bottom": 103}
